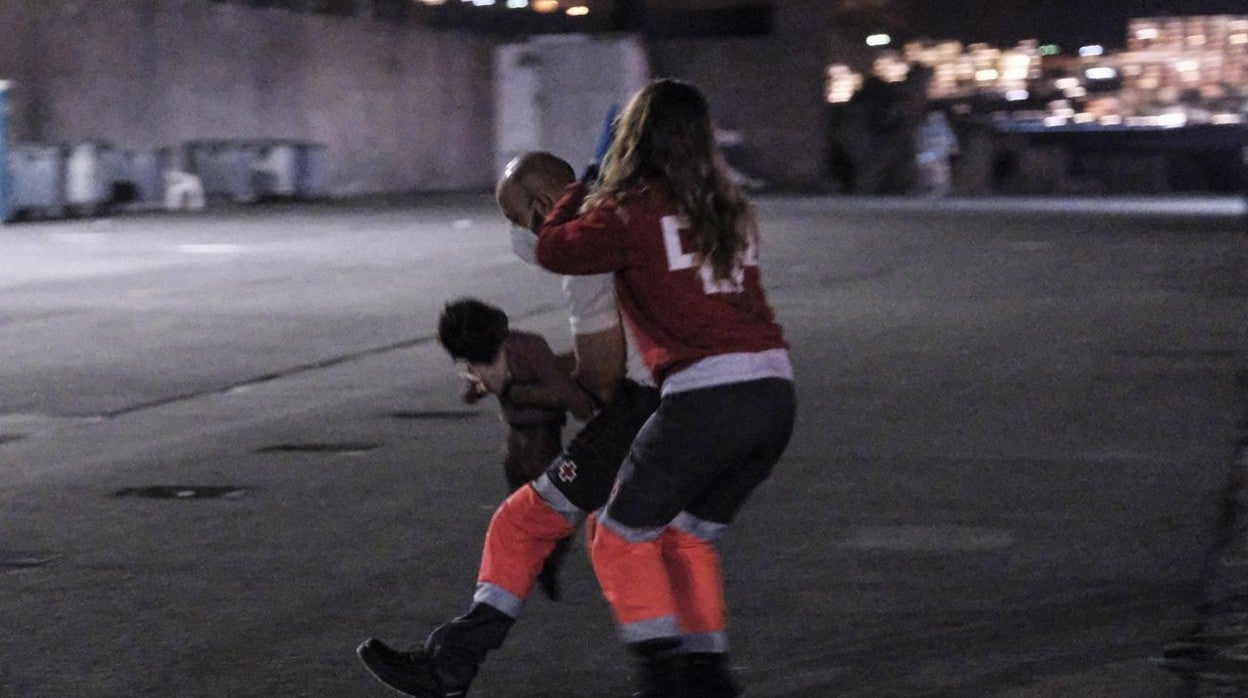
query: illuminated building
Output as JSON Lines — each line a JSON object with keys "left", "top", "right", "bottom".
{"left": 828, "top": 15, "right": 1248, "bottom": 128}
{"left": 1116, "top": 16, "right": 1248, "bottom": 125}
{"left": 828, "top": 39, "right": 1043, "bottom": 103}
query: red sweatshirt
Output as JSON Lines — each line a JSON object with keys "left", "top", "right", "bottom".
{"left": 535, "top": 183, "right": 787, "bottom": 386}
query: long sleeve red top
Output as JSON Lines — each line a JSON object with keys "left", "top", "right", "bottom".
{"left": 534, "top": 183, "right": 786, "bottom": 386}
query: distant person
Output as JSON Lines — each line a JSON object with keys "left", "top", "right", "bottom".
{"left": 534, "top": 78, "right": 796, "bottom": 697}
{"left": 840, "top": 66, "right": 932, "bottom": 194}
{"left": 915, "top": 109, "right": 959, "bottom": 196}
{"left": 358, "top": 152, "right": 660, "bottom": 698}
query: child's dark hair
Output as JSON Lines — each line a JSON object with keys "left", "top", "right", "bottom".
{"left": 438, "top": 298, "right": 509, "bottom": 364}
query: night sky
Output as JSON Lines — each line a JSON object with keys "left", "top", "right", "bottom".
{"left": 899, "top": 0, "right": 1248, "bottom": 50}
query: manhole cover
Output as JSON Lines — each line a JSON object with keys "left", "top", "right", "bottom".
{"left": 839, "top": 526, "right": 1015, "bottom": 552}
{"left": 385, "top": 411, "right": 479, "bottom": 421}
{"left": 113, "top": 486, "right": 249, "bottom": 500}
{"left": 1, "top": 552, "right": 59, "bottom": 569}
{"left": 255, "top": 443, "right": 379, "bottom": 455}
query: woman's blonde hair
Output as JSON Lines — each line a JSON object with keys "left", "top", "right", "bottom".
{"left": 586, "top": 79, "right": 753, "bottom": 281}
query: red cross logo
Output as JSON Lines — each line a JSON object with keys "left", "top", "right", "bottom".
{"left": 558, "top": 459, "right": 578, "bottom": 483}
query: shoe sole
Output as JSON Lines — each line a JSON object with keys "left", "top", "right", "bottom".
{"left": 357, "top": 639, "right": 461, "bottom": 698}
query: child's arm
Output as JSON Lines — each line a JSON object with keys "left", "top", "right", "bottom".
{"left": 504, "top": 335, "right": 597, "bottom": 421}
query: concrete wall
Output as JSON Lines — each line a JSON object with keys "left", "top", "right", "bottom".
{"left": 0, "top": 0, "right": 875, "bottom": 195}
{"left": 0, "top": 0, "right": 495, "bottom": 194}
{"left": 648, "top": 0, "right": 870, "bottom": 190}
{"left": 495, "top": 35, "right": 648, "bottom": 177}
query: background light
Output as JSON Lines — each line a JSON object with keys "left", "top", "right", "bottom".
{"left": 866, "top": 34, "right": 891, "bottom": 47}
{"left": 1157, "top": 112, "right": 1188, "bottom": 128}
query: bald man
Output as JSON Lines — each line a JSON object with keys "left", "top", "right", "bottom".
{"left": 359, "top": 153, "right": 658, "bottom": 698}
{"left": 496, "top": 152, "right": 636, "bottom": 403}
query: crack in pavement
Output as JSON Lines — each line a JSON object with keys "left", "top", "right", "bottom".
{"left": 90, "top": 301, "right": 567, "bottom": 420}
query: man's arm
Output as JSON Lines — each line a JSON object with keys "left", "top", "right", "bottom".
{"left": 571, "top": 325, "right": 625, "bottom": 404}
{"left": 560, "top": 273, "right": 627, "bottom": 405}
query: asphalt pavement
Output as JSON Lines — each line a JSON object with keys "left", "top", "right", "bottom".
{"left": 1, "top": 194, "right": 1245, "bottom": 697}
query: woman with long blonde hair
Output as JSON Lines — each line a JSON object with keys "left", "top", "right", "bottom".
{"left": 536, "top": 79, "right": 796, "bottom": 698}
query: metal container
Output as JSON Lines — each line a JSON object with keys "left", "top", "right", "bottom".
{"left": 187, "top": 140, "right": 256, "bottom": 203}
{"left": 250, "top": 140, "right": 328, "bottom": 199}
{"left": 295, "top": 142, "right": 328, "bottom": 199}
{"left": 6, "top": 143, "right": 65, "bottom": 219}
{"left": 251, "top": 140, "right": 299, "bottom": 198}
{"left": 111, "top": 147, "right": 170, "bottom": 206}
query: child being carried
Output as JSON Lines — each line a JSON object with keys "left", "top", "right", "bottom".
{"left": 437, "top": 298, "right": 596, "bottom": 491}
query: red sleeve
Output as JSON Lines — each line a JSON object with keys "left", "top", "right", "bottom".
{"left": 535, "top": 183, "right": 632, "bottom": 275}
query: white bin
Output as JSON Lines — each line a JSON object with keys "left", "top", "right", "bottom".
{"left": 65, "top": 141, "right": 116, "bottom": 215}
{"left": 251, "top": 140, "right": 299, "bottom": 198}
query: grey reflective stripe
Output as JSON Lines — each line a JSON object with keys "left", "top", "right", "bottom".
{"left": 661, "top": 349, "right": 793, "bottom": 396}
{"left": 599, "top": 510, "right": 664, "bottom": 543}
{"left": 670, "top": 511, "right": 728, "bottom": 542}
{"left": 679, "top": 632, "right": 728, "bottom": 653}
{"left": 472, "top": 582, "right": 524, "bottom": 618}
{"left": 532, "top": 472, "right": 587, "bottom": 525}
{"left": 619, "top": 615, "right": 680, "bottom": 644}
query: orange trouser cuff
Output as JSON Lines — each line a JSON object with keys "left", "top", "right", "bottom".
{"left": 478, "top": 484, "right": 577, "bottom": 599}
{"left": 661, "top": 526, "right": 726, "bottom": 634}
{"left": 590, "top": 522, "right": 678, "bottom": 626}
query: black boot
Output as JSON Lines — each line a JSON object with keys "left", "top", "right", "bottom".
{"left": 357, "top": 639, "right": 455, "bottom": 698}
{"left": 358, "top": 604, "right": 515, "bottom": 698}
{"left": 683, "top": 653, "right": 740, "bottom": 698}
{"left": 630, "top": 639, "right": 687, "bottom": 698}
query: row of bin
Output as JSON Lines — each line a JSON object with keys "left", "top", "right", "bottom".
{"left": 3, "top": 140, "right": 327, "bottom": 221}
{"left": 188, "top": 140, "right": 328, "bottom": 204}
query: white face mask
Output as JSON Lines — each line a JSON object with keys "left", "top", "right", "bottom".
{"left": 509, "top": 223, "right": 538, "bottom": 265}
